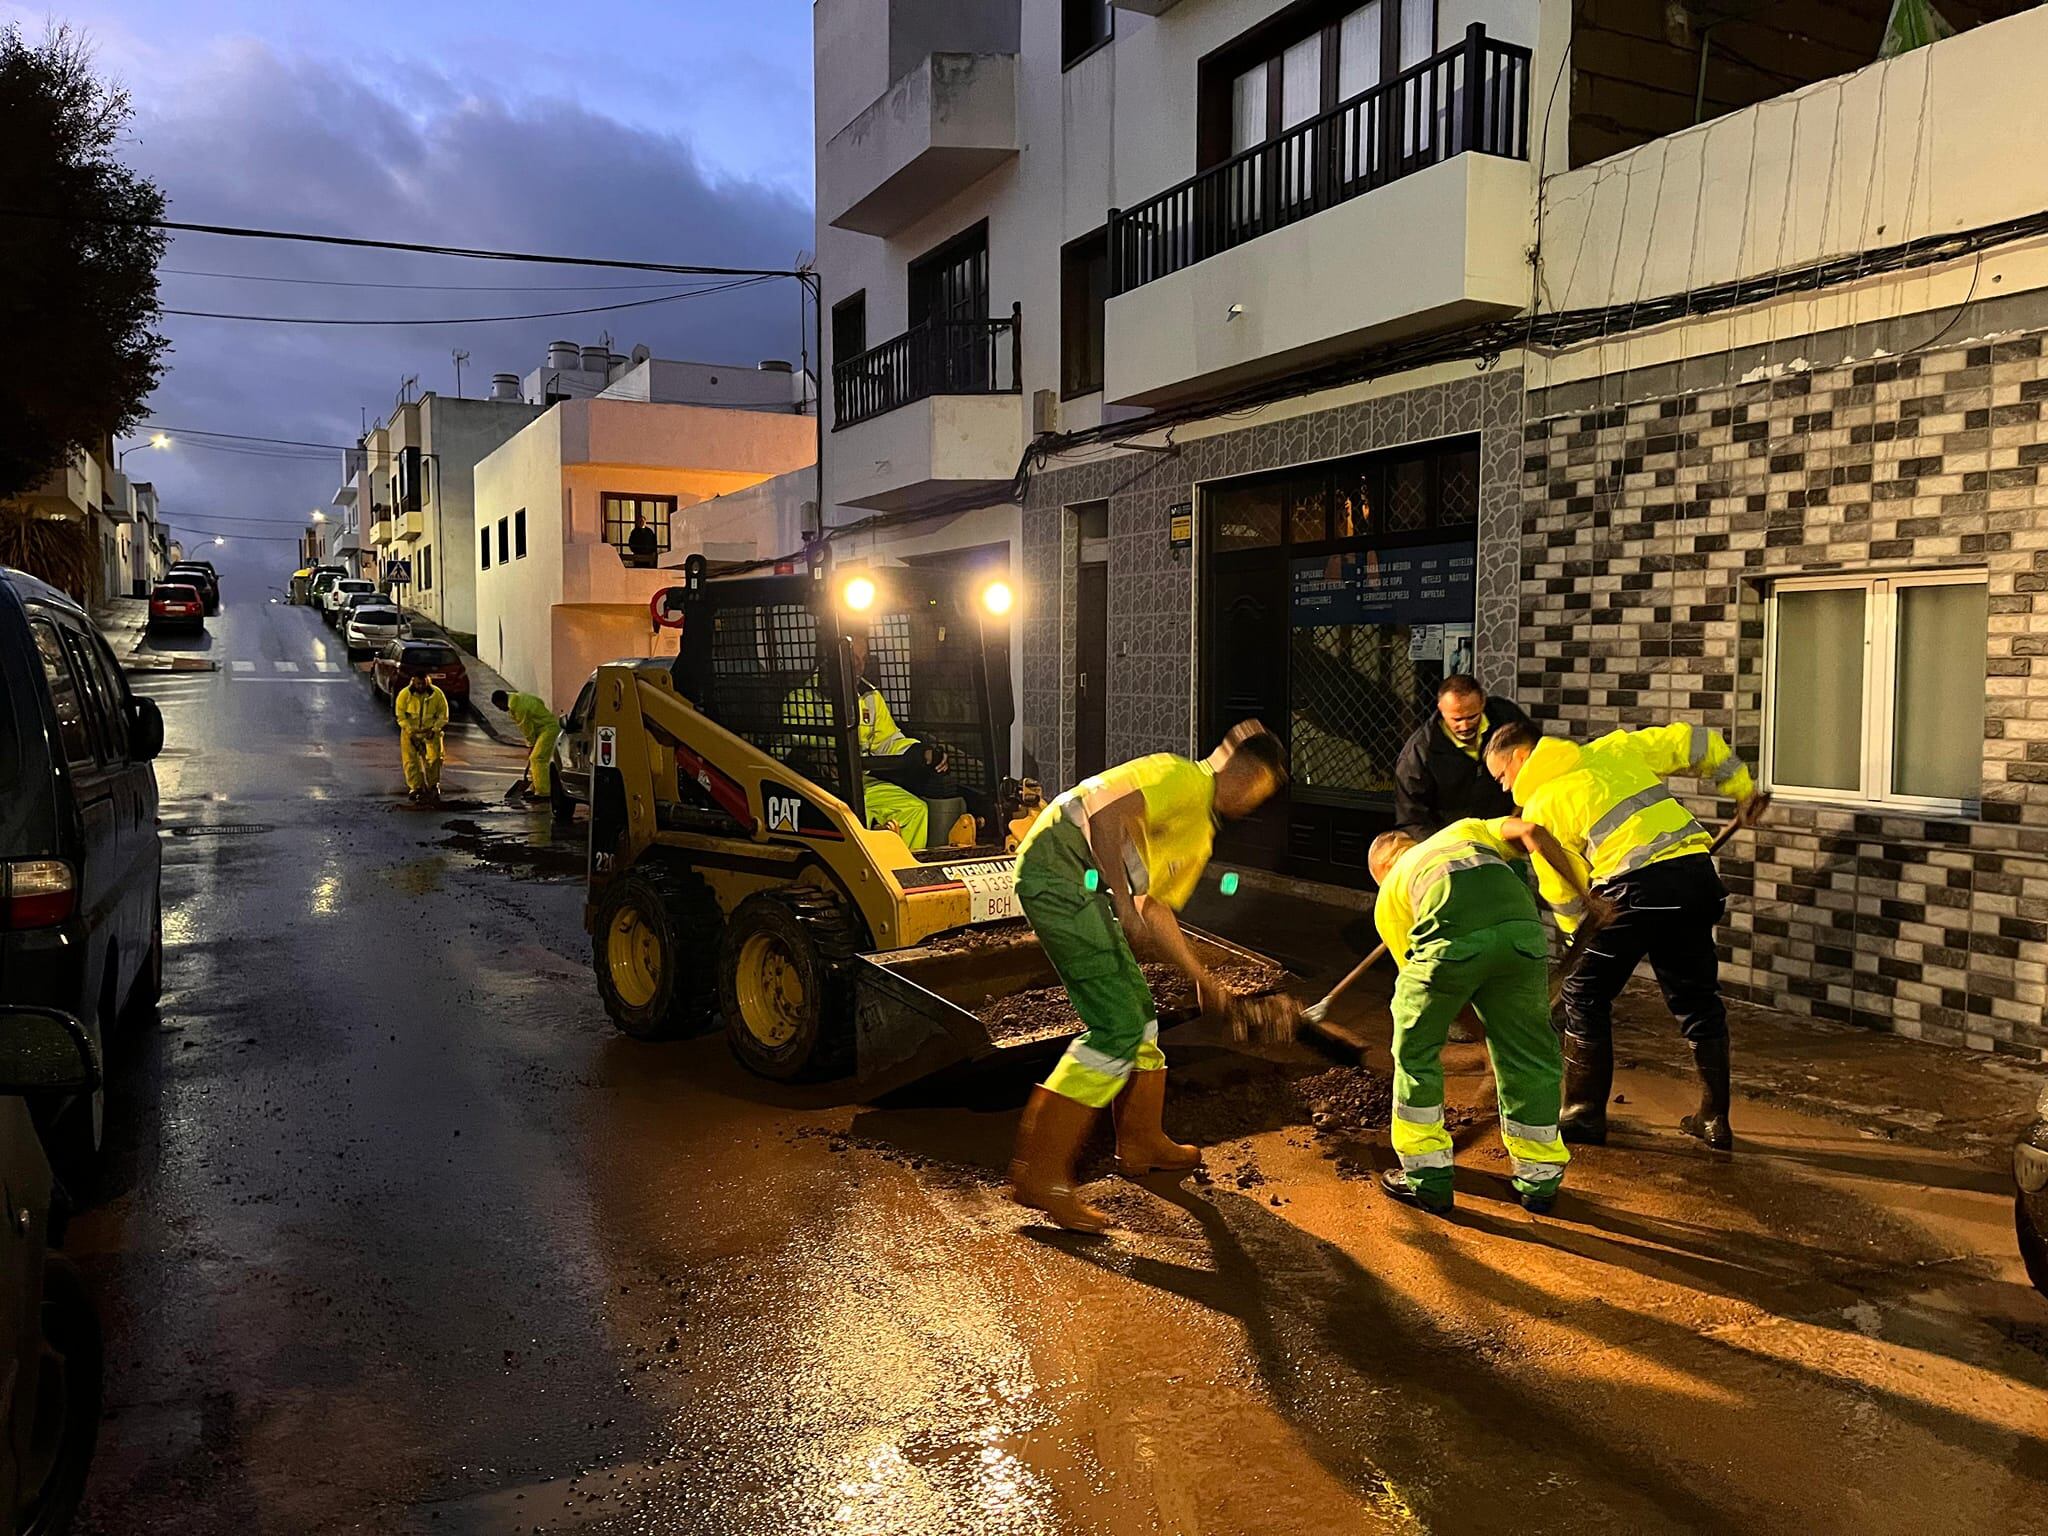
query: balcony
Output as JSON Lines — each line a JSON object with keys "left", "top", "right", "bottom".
{"left": 369, "top": 517, "right": 394, "bottom": 546}
{"left": 1102, "top": 25, "right": 1534, "bottom": 406}
{"left": 829, "top": 310, "right": 1024, "bottom": 512}
{"left": 1111, "top": 0, "right": 1181, "bottom": 11}
{"left": 822, "top": 52, "right": 1018, "bottom": 237}
{"left": 399, "top": 510, "right": 427, "bottom": 542}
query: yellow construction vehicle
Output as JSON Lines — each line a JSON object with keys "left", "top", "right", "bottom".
{"left": 582, "top": 550, "right": 1273, "bottom": 1086}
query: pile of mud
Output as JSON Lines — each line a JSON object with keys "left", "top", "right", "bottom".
{"left": 974, "top": 959, "right": 1288, "bottom": 1044}
{"left": 435, "top": 819, "right": 586, "bottom": 882}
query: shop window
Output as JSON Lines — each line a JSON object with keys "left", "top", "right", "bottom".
{"left": 1207, "top": 480, "right": 1285, "bottom": 552}
{"left": 1765, "top": 573, "right": 1987, "bottom": 811}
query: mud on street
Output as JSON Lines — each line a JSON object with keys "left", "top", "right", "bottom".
{"left": 69, "top": 601, "right": 2048, "bottom": 1534}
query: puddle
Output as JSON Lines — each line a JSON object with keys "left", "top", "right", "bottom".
{"left": 435, "top": 818, "right": 585, "bottom": 882}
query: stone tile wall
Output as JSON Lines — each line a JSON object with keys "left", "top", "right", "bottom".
{"left": 1020, "top": 368, "right": 1524, "bottom": 791}
{"left": 1522, "top": 335, "right": 2048, "bottom": 1062}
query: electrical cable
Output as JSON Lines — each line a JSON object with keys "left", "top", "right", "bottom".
{"left": 162, "top": 274, "right": 778, "bottom": 327}
{"left": 161, "top": 267, "right": 729, "bottom": 294}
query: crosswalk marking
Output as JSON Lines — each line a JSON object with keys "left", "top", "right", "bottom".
{"left": 275, "top": 660, "right": 298, "bottom": 673}
{"left": 231, "top": 661, "right": 254, "bottom": 673}
{"left": 315, "top": 660, "right": 338, "bottom": 672}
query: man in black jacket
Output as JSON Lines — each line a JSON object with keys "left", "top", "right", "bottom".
{"left": 1392, "top": 675, "right": 1529, "bottom": 840}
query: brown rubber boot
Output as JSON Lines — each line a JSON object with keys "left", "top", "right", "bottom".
{"left": 1112, "top": 1067, "right": 1202, "bottom": 1176}
{"left": 1008, "top": 1086, "right": 1112, "bottom": 1232}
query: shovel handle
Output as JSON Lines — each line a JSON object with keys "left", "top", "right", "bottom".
{"left": 1305, "top": 942, "right": 1388, "bottom": 1022}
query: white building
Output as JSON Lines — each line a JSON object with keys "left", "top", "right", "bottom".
{"left": 474, "top": 381, "right": 815, "bottom": 708}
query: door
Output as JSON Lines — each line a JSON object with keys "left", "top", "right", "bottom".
{"left": 27, "top": 619, "right": 116, "bottom": 1024}
{"left": 1203, "top": 563, "right": 1290, "bottom": 871}
{"left": 909, "top": 223, "right": 990, "bottom": 393}
{"left": 1076, "top": 561, "right": 1107, "bottom": 781}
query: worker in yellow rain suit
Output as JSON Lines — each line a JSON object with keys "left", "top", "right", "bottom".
{"left": 1367, "top": 816, "right": 1609, "bottom": 1215}
{"left": 1006, "top": 724, "right": 1289, "bottom": 1233}
{"left": 782, "top": 635, "right": 954, "bottom": 851}
{"left": 492, "top": 689, "right": 562, "bottom": 801}
{"left": 1484, "top": 719, "right": 1765, "bottom": 1151}
{"left": 395, "top": 672, "right": 449, "bottom": 803}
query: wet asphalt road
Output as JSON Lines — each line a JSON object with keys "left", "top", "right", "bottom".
{"left": 65, "top": 595, "right": 2048, "bottom": 1534}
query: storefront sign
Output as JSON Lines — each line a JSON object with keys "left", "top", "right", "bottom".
{"left": 1288, "top": 541, "right": 1474, "bottom": 627}
{"left": 1168, "top": 502, "right": 1193, "bottom": 549}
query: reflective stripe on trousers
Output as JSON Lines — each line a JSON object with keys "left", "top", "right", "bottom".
{"left": 1501, "top": 1114, "right": 1567, "bottom": 1187}
{"left": 1391, "top": 1097, "right": 1455, "bottom": 1173}
{"left": 1044, "top": 1018, "right": 1164, "bottom": 1108}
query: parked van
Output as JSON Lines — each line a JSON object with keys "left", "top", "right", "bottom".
{"left": 0, "top": 568, "right": 164, "bottom": 1171}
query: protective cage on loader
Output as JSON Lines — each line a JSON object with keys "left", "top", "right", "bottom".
{"left": 581, "top": 551, "right": 1275, "bottom": 1087}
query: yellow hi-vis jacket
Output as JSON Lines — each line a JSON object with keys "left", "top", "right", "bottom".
{"left": 394, "top": 682, "right": 449, "bottom": 738}
{"left": 1514, "top": 724, "right": 1755, "bottom": 931}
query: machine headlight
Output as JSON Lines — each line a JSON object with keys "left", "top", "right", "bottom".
{"left": 842, "top": 575, "right": 876, "bottom": 613}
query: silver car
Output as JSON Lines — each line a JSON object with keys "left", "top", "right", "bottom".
{"left": 343, "top": 604, "right": 408, "bottom": 661}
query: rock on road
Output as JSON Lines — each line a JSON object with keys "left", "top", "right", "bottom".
{"left": 66, "top": 594, "right": 2048, "bottom": 1534}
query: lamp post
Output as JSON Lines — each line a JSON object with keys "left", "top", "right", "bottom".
{"left": 118, "top": 432, "right": 170, "bottom": 469}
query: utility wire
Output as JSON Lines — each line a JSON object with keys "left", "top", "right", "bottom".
{"left": 163, "top": 274, "right": 777, "bottom": 327}
{"left": 161, "top": 267, "right": 728, "bottom": 294}
{"left": 140, "top": 426, "right": 355, "bottom": 451}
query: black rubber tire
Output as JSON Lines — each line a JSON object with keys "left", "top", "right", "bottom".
{"left": 18, "top": 1255, "right": 102, "bottom": 1536}
{"left": 718, "top": 888, "right": 861, "bottom": 1082}
{"left": 2019, "top": 1193, "right": 2048, "bottom": 1300}
{"left": 129, "top": 891, "right": 164, "bottom": 1017}
{"left": 590, "top": 862, "right": 720, "bottom": 1041}
{"left": 549, "top": 772, "right": 577, "bottom": 826}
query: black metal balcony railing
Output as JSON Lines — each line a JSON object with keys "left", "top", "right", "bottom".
{"left": 1110, "top": 24, "right": 1532, "bottom": 297}
{"left": 832, "top": 305, "right": 1021, "bottom": 430}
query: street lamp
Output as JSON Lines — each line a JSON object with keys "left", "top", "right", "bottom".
{"left": 311, "top": 510, "right": 326, "bottom": 523}
{"left": 117, "top": 433, "right": 170, "bottom": 468}
{"left": 212, "top": 536, "right": 225, "bottom": 546}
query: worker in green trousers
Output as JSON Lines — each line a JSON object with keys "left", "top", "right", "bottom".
{"left": 1367, "top": 815, "right": 1611, "bottom": 1215}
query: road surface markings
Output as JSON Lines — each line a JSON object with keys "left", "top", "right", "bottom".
{"left": 231, "top": 661, "right": 255, "bottom": 673}
{"left": 275, "top": 660, "right": 299, "bottom": 673}
{"left": 315, "top": 660, "right": 339, "bottom": 672}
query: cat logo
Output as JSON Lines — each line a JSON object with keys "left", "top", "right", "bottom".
{"left": 767, "top": 793, "right": 802, "bottom": 833}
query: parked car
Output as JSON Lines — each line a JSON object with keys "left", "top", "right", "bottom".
{"left": 549, "top": 660, "right": 671, "bottom": 823}
{"left": 320, "top": 579, "right": 376, "bottom": 625}
{"left": 2018, "top": 1081, "right": 2048, "bottom": 1298}
{"left": 145, "top": 582, "right": 205, "bottom": 636}
{"left": 372, "top": 640, "right": 469, "bottom": 706}
{"left": 292, "top": 564, "right": 344, "bottom": 605}
{"left": 343, "top": 605, "right": 407, "bottom": 661}
{"left": 0, "top": 568, "right": 164, "bottom": 1172}
{"left": 165, "top": 564, "right": 219, "bottom": 616}
{"left": 0, "top": 1005, "right": 105, "bottom": 1532}
{"left": 307, "top": 571, "right": 344, "bottom": 610}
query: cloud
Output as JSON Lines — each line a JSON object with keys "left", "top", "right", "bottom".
{"left": 113, "top": 38, "right": 814, "bottom": 579}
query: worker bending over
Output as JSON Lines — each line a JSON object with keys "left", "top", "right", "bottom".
{"left": 1485, "top": 720, "right": 1764, "bottom": 1150}
{"left": 1008, "top": 723, "right": 1288, "bottom": 1233}
{"left": 784, "top": 634, "right": 969, "bottom": 851}
{"left": 395, "top": 672, "right": 449, "bottom": 804}
{"left": 1368, "top": 817, "right": 1607, "bottom": 1214}
{"left": 493, "top": 689, "right": 562, "bottom": 803}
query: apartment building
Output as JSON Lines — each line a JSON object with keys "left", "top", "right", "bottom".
{"left": 474, "top": 371, "right": 815, "bottom": 707}
{"left": 815, "top": 0, "right": 2048, "bottom": 1059}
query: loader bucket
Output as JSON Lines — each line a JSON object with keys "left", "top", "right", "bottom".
{"left": 848, "top": 919, "right": 1285, "bottom": 1092}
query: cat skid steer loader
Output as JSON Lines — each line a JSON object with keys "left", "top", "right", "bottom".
{"left": 581, "top": 552, "right": 1274, "bottom": 1086}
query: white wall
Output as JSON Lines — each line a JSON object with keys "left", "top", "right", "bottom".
{"left": 474, "top": 412, "right": 567, "bottom": 702}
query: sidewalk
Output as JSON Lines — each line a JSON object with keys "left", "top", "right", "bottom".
{"left": 1185, "top": 872, "right": 2048, "bottom": 1158}
{"left": 94, "top": 596, "right": 217, "bottom": 672}
{"left": 396, "top": 609, "right": 523, "bottom": 747}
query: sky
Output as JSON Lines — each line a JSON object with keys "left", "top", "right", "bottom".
{"left": 2, "top": 0, "right": 816, "bottom": 582}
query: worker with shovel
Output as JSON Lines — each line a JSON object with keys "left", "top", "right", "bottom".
{"left": 493, "top": 688, "right": 562, "bottom": 806}
{"left": 395, "top": 670, "right": 449, "bottom": 804}
{"left": 1368, "top": 816, "right": 1610, "bottom": 1214}
{"left": 1007, "top": 723, "right": 1289, "bottom": 1233}
{"left": 1484, "top": 719, "right": 1765, "bottom": 1150}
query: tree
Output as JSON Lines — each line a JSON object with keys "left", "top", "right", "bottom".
{"left": 0, "top": 25, "right": 167, "bottom": 500}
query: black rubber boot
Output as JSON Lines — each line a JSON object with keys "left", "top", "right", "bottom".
{"left": 1679, "top": 1034, "right": 1734, "bottom": 1150}
{"left": 1558, "top": 1032, "right": 1613, "bottom": 1146}
{"left": 1378, "top": 1167, "right": 1454, "bottom": 1215}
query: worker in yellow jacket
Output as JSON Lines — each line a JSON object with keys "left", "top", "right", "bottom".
{"left": 1484, "top": 719, "right": 1764, "bottom": 1151}
{"left": 395, "top": 672, "right": 449, "bottom": 803}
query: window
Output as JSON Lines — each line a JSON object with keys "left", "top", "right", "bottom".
{"left": 603, "top": 494, "right": 675, "bottom": 555}
{"left": 1060, "top": 229, "right": 1109, "bottom": 398}
{"left": 1764, "top": 573, "right": 1988, "bottom": 811}
{"left": 77, "top": 632, "right": 131, "bottom": 761}
{"left": 480, "top": 527, "right": 491, "bottom": 571}
{"left": 831, "top": 292, "right": 867, "bottom": 364}
{"left": 420, "top": 545, "right": 433, "bottom": 591}
{"left": 1201, "top": 0, "right": 1437, "bottom": 165}
{"left": 1062, "top": 0, "right": 1112, "bottom": 69}
{"left": 497, "top": 517, "right": 509, "bottom": 566}
{"left": 30, "top": 620, "right": 95, "bottom": 767}
{"left": 514, "top": 508, "right": 527, "bottom": 559}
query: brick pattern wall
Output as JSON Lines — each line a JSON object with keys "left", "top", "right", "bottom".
{"left": 1021, "top": 369, "right": 1525, "bottom": 791}
{"left": 1522, "top": 335, "right": 2048, "bottom": 1062}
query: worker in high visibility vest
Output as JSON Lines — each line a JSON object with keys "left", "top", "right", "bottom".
{"left": 1367, "top": 815, "right": 1610, "bottom": 1213}
{"left": 395, "top": 672, "right": 449, "bottom": 803}
{"left": 1007, "top": 723, "right": 1289, "bottom": 1233}
{"left": 1484, "top": 719, "right": 1765, "bottom": 1150}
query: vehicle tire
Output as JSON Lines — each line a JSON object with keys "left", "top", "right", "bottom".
{"left": 17, "top": 1255, "right": 102, "bottom": 1536}
{"left": 590, "top": 862, "right": 719, "bottom": 1041}
{"left": 129, "top": 892, "right": 164, "bottom": 1017}
{"left": 549, "top": 773, "right": 577, "bottom": 826}
{"left": 2019, "top": 1194, "right": 2048, "bottom": 1299}
{"left": 718, "top": 887, "right": 862, "bottom": 1082}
